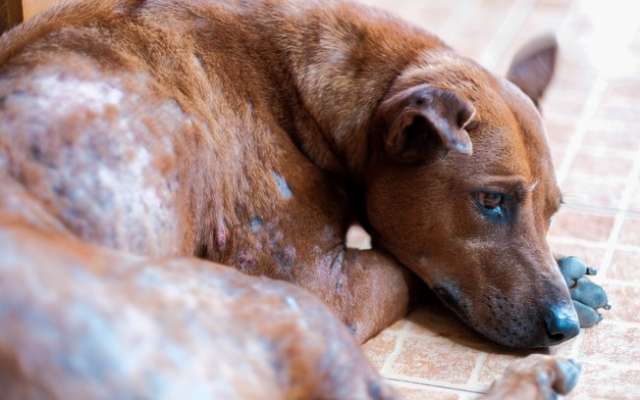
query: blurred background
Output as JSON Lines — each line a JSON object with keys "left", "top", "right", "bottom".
{"left": 3, "top": 0, "right": 639, "bottom": 399}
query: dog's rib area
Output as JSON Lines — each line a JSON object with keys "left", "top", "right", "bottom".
{"left": 0, "top": 66, "right": 185, "bottom": 256}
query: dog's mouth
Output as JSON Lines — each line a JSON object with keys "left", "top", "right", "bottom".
{"left": 431, "top": 284, "right": 471, "bottom": 321}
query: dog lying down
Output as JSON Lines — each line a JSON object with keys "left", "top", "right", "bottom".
{"left": 0, "top": 0, "right": 609, "bottom": 398}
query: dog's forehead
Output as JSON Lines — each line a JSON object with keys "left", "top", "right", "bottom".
{"left": 493, "top": 78, "right": 561, "bottom": 202}
{"left": 498, "top": 79, "right": 553, "bottom": 170}
{"left": 450, "top": 74, "right": 560, "bottom": 200}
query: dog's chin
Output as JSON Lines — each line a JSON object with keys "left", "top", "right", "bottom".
{"left": 432, "top": 285, "right": 549, "bottom": 349}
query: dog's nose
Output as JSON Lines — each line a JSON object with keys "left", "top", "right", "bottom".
{"left": 544, "top": 304, "right": 580, "bottom": 345}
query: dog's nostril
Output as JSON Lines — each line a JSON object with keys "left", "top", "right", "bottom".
{"left": 544, "top": 304, "right": 580, "bottom": 345}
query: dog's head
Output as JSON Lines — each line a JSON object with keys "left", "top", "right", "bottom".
{"left": 365, "top": 36, "right": 579, "bottom": 348}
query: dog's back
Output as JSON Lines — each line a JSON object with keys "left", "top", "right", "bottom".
{"left": 0, "top": 0, "right": 438, "bottom": 259}
{"left": 1, "top": 0, "right": 263, "bottom": 256}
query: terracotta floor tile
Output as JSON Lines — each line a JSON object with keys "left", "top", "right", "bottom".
{"left": 551, "top": 142, "right": 569, "bottom": 168}
{"left": 561, "top": 177, "right": 628, "bottom": 209}
{"left": 552, "top": 61, "right": 597, "bottom": 93}
{"left": 594, "top": 102, "right": 640, "bottom": 124}
{"left": 363, "top": 332, "right": 398, "bottom": 371}
{"left": 607, "top": 249, "right": 640, "bottom": 283}
{"left": 389, "top": 335, "right": 480, "bottom": 384}
{"left": 603, "top": 284, "right": 640, "bottom": 324}
{"left": 566, "top": 361, "right": 640, "bottom": 400}
{"left": 582, "top": 122, "right": 640, "bottom": 151}
{"left": 544, "top": 117, "right": 578, "bottom": 148}
{"left": 543, "top": 92, "right": 588, "bottom": 120}
{"left": 604, "top": 78, "right": 640, "bottom": 100}
{"left": 389, "top": 381, "right": 464, "bottom": 400}
{"left": 403, "top": 304, "right": 488, "bottom": 347}
{"left": 618, "top": 217, "right": 640, "bottom": 247}
{"left": 568, "top": 150, "right": 634, "bottom": 179}
{"left": 549, "top": 209, "right": 615, "bottom": 242}
{"left": 568, "top": 384, "right": 640, "bottom": 400}
{"left": 579, "top": 321, "right": 640, "bottom": 365}
{"left": 477, "top": 352, "right": 522, "bottom": 385}
{"left": 548, "top": 242, "right": 606, "bottom": 270}
{"left": 632, "top": 188, "right": 640, "bottom": 213}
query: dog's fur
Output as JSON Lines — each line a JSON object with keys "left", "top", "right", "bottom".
{"left": 0, "top": 0, "right": 586, "bottom": 398}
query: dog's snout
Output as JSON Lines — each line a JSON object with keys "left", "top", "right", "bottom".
{"left": 544, "top": 304, "right": 580, "bottom": 345}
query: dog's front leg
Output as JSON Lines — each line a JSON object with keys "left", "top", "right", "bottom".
{"left": 0, "top": 219, "right": 399, "bottom": 400}
{"left": 299, "top": 247, "right": 416, "bottom": 343}
{"left": 482, "top": 354, "right": 581, "bottom": 400}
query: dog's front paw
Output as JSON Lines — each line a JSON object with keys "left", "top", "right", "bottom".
{"left": 558, "top": 256, "right": 610, "bottom": 328}
{"left": 483, "top": 355, "right": 581, "bottom": 399}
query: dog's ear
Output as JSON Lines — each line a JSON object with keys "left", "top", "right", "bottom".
{"left": 378, "top": 84, "right": 475, "bottom": 164}
{"left": 507, "top": 34, "right": 558, "bottom": 107}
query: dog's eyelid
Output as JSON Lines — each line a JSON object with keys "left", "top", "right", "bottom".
{"left": 467, "top": 177, "right": 529, "bottom": 204}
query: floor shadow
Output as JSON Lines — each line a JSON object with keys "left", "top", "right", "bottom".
{"left": 408, "top": 283, "right": 552, "bottom": 357}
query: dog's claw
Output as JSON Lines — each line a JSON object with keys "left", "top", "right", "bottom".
{"left": 557, "top": 256, "right": 610, "bottom": 328}
{"left": 555, "top": 358, "right": 582, "bottom": 394}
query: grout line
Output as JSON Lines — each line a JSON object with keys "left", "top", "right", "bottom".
{"left": 598, "top": 150, "right": 640, "bottom": 279}
{"left": 556, "top": 77, "right": 607, "bottom": 185}
{"left": 386, "top": 379, "right": 483, "bottom": 399}
{"left": 384, "top": 375, "right": 487, "bottom": 395}
{"left": 379, "top": 318, "right": 411, "bottom": 375}
{"left": 466, "top": 353, "right": 488, "bottom": 386}
{"left": 479, "top": 0, "right": 535, "bottom": 70}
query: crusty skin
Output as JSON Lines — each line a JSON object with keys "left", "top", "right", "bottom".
{"left": 0, "top": 0, "right": 585, "bottom": 398}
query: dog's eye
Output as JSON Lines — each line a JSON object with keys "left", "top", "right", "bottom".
{"left": 478, "top": 192, "right": 503, "bottom": 209}
{"left": 474, "top": 191, "right": 507, "bottom": 220}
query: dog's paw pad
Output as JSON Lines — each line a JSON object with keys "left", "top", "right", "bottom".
{"left": 558, "top": 256, "right": 590, "bottom": 287}
{"left": 558, "top": 256, "right": 610, "bottom": 328}
{"left": 573, "top": 300, "right": 603, "bottom": 328}
{"left": 571, "top": 277, "right": 609, "bottom": 309}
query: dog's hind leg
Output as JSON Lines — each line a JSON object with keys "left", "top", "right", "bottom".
{"left": 0, "top": 216, "right": 399, "bottom": 400}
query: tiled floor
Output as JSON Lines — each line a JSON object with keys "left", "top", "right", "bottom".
{"left": 357, "top": 0, "right": 640, "bottom": 398}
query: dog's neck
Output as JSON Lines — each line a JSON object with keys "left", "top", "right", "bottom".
{"left": 262, "top": 1, "right": 443, "bottom": 178}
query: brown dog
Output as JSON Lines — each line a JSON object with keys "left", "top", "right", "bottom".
{"left": 0, "top": 0, "right": 604, "bottom": 398}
